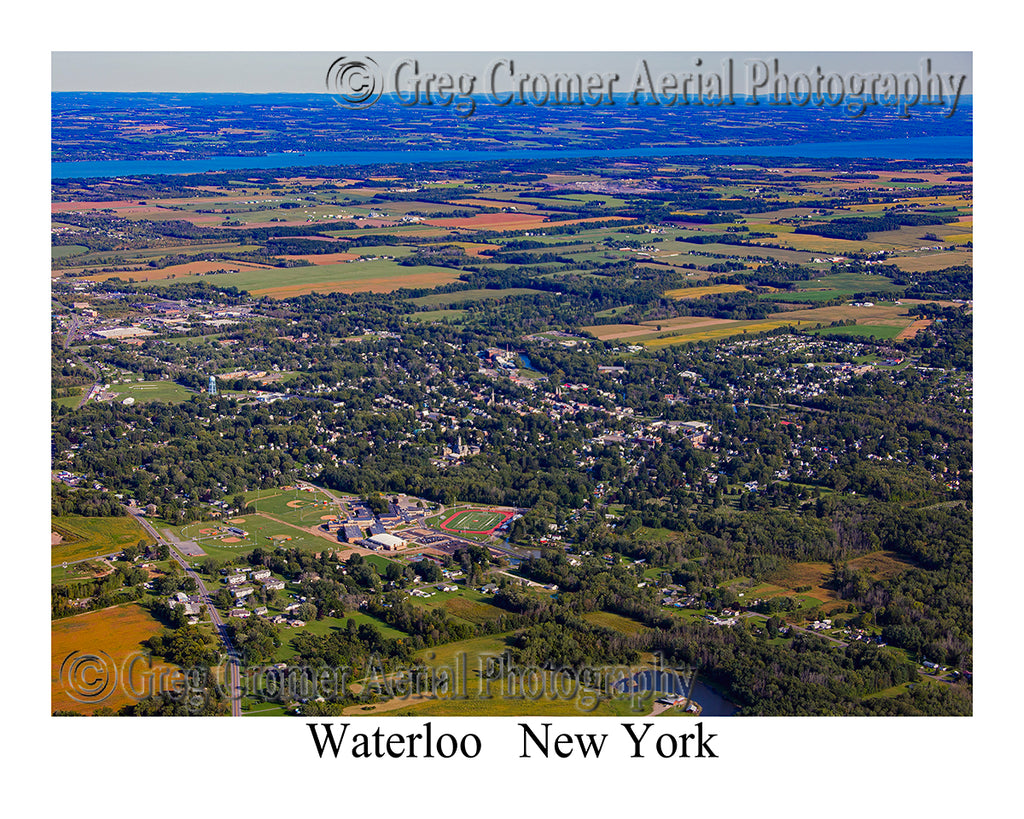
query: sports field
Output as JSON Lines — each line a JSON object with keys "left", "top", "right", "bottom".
{"left": 439, "top": 508, "right": 514, "bottom": 534}
{"left": 244, "top": 485, "right": 346, "bottom": 524}
{"left": 111, "top": 381, "right": 194, "bottom": 404}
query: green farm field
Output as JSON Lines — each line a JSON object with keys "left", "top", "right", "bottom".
{"left": 660, "top": 238, "right": 815, "bottom": 265}
{"left": 142, "top": 258, "right": 463, "bottom": 298}
{"left": 52, "top": 514, "right": 150, "bottom": 564}
{"left": 587, "top": 294, "right": 923, "bottom": 347}
{"left": 761, "top": 272, "right": 903, "bottom": 303}
{"left": 51, "top": 244, "right": 88, "bottom": 259}
{"left": 888, "top": 250, "right": 973, "bottom": 272}
{"left": 69, "top": 242, "right": 261, "bottom": 266}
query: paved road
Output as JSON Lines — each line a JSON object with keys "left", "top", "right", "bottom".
{"left": 128, "top": 509, "right": 242, "bottom": 716}
{"left": 52, "top": 553, "right": 119, "bottom": 570}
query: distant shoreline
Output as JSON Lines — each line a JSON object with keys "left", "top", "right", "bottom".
{"left": 51, "top": 136, "right": 972, "bottom": 180}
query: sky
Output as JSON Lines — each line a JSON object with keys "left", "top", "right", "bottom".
{"left": 51, "top": 51, "right": 972, "bottom": 94}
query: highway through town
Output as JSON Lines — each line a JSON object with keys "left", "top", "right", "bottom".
{"left": 127, "top": 509, "right": 243, "bottom": 716}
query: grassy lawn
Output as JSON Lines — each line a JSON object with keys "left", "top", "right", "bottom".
{"left": 351, "top": 554, "right": 390, "bottom": 573}
{"left": 406, "top": 308, "right": 469, "bottom": 323}
{"left": 634, "top": 526, "right": 680, "bottom": 542}
{"left": 847, "top": 550, "right": 916, "bottom": 580}
{"left": 274, "top": 613, "right": 409, "bottom": 663}
{"left": 160, "top": 333, "right": 225, "bottom": 347}
{"left": 582, "top": 610, "right": 649, "bottom": 635}
{"left": 52, "top": 386, "right": 85, "bottom": 409}
{"left": 51, "top": 560, "right": 114, "bottom": 584}
{"left": 662, "top": 607, "right": 709, "bottom": 623}
{"left": 414, "top": 632, "right": 513, "bottom": 667}
{"left": 593, "top": 305, "right": 635, "bottom": 318}
{"left": 404, "top": 585, "right": 508, "bottom": 625}
{"left": 52, "top": 244, "right": 89, "bottom": 258}
{"left": 242, "top": 702, "right": 293, "bottom": 716}
{"left": 860, "top": 680, "right": 918, "bottom": 701}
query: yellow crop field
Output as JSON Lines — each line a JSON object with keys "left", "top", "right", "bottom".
{"left": 52, "top": 604, "right": 181, "bottom": 715}
{"left": 583, "top": 316, "right": 735, "bottom": 342}
{"left": 847, "top": 550, "right": 916, "bottom": 579}
{"left": 664, "top": 284, "right": 749, "bottom": 299}
{"left": 774, "top": 233, "right": 890, "bottom": 254}
{"left": 643, "top": 319, "right": 804, "bottom": 347}
{"left": 889, "top": 250, "right": 973, "bottom": 272}
{"left": 425, "top": 241, "right": 501, "bottom": 257}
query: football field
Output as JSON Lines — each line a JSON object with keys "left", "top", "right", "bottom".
{"left": 439, "top": 508, "right": 514, "bottom": 534}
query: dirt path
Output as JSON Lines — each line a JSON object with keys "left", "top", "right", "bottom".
{"left": 341, "top": 693, "right": 438, "bottom": 716}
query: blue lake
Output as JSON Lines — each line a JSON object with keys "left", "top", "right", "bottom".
{"left": 51, "top": 135, "right": 971, "bottom": 180}
{"left": 616, "top": 668, "right": 739, "bottom": 716}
